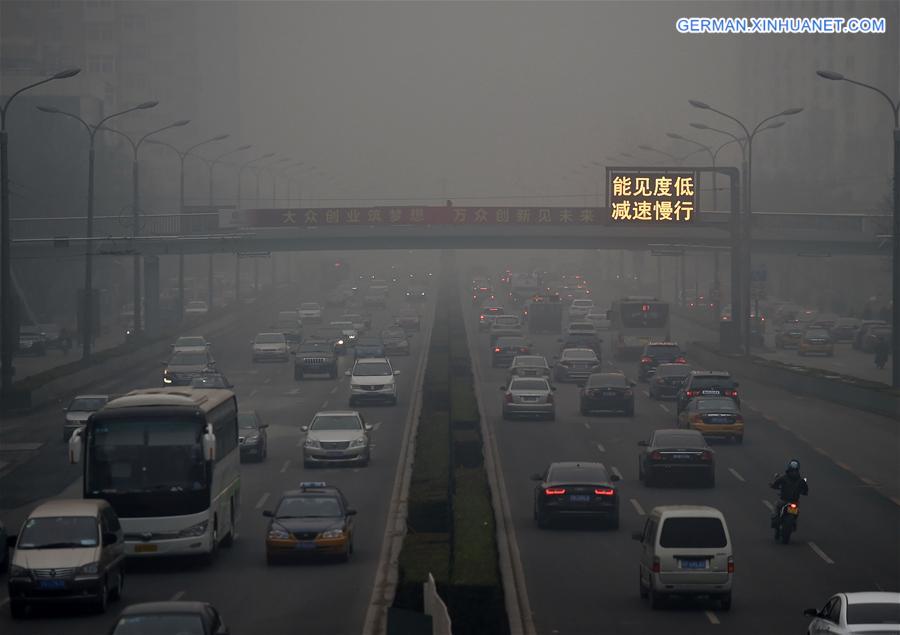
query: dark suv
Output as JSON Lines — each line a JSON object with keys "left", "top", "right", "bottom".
{"left": 676, "top": 371, "right": 740, "bottom": 413}
{"left": 638, "top": 342, "right": 686, "bottom": 381}
{"left": 293, "top": 341, "right": 338, "bottom": 379}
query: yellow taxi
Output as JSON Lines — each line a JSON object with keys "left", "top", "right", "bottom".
{"left": 263, "top": 482, "right": 356, "bottom": 564}
{"left": 798, "top": 327, "right": 835, "bottom": 356}
{"left": 677, "top": 396, "right": 744, "bottom": 443}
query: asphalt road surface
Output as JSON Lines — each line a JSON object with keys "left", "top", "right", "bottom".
{"left": 464, "top": 280, "right": 899, "bottom": 635}
{"left": 0, "top": 275, "right": 435, "bottom": 635}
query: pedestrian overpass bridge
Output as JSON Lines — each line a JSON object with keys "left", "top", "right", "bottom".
{"left": 11, "top": 207, "right": 890, "bottom": 258}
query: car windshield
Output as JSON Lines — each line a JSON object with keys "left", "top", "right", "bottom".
{"left": 69, "top": 397, "right": 107, "bottom": 412}
{"left": 696, "top": 398, "right": 739, "bottom": 412}
{"left": 300, "top": 303, "right": 320, "bottom": 310}
{"left": 112, "top": 614, "right": 206, "bottom": 635}
{"left": 510, "top": 379, "right": 549, "bottom": 391}
{"left": 238, "top": 413, "right": 259, "bottom": 430}
{"left": 331, "top": 321, "right": 353, "bottom": 328}
{"left": 564, "top": 350, "right": 597, "bottom": 360}
{"left": 659, "top": 517, "right": 727, "bottom": 548}
{"left": 353, "top": 362, "right": 392, "bottom": 376}
{"left": 654, "top": 432, "right": 706, "bottom": 448}
{"left": 656, "top": 364, "right": 691, "bottom": 377}
{"left": 17, "top": 516, "right": 98, "bottom": 549}
{"left": 278, "top": 311, "right": 299, "bottom": 321}
{"left": 572, "top": 300, "right": 593, "bottom": 307}
{"left": 846, "top": 602, "right": 900, "bottom": 625}
{"left": 497, "top": 338, "right": 526, "bottom": 347}
{"left": 255, "top": 334, "right": 285, "bottom": 344}
{"left": 311, "top": 415, "right": 362, "bottom": 431}
{"left": 549, "top": 465, "right": 607, "bottom": 483}
{"left": 691, "top": 376, "right": 735, "bottom": 390}
{"left": 382, "top": 329, "right": 406, "bottom": 340}
{"left": 514, "top": 356, "right": 545, "bottom": 367}
{"left": 277, "top": 495, "right": 343, "bottom": 518}
{"left": 186, "top": 302, "right": 206, "bottom": 309}
{"left": 357, "top": 338, "right": 383, "bottom": 347}
{"left": 589, "top": 374, "right": 626, "bottom": 387}
{"left": 170, "top": 352, "right": 208, "bottom": 366}
{"left": 174, "top": 337, "right": 205, "bottom": 347}
{"left": 646, "top": 345, "right": 681, "bottom": 356}
{"left": 299, "top": 345, "right": 328, "bottom": 353}
{"left": 569, "top": 323, "right": 595, "bottom": 331}
{"left": 805, "top": 329, "right": 829, "bottom": 338}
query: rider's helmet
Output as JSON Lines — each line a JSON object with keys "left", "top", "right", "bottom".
{"left": 786, "top": 459, "right": 800, "bottom": 474}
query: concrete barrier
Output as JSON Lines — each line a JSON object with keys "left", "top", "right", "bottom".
{"left": 686, "top": 341, "right": 900, "bottom": 420}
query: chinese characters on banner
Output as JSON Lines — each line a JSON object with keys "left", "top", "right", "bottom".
{"left": 244, "top": 206, "right": 609, "bottom": 227}
{"left": 607, "top": 171, "right": 697, "bottom": 223}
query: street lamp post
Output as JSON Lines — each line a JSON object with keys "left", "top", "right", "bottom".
{"left": 817, "top": 70, "right": 900, "bottom": 387}
{"left": 237, "top": 152, "right": 275, "bottom": 209}
{"left": 1, "top": 67, "right": 80, "bottom": 408}
{"left": 36, "top": 100, "right": 160, "bottom": 359}
{"left": 689, "top": 101, "right": 803, "bottom": 356}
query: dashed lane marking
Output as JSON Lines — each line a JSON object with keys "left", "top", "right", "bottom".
{"left": 611, "top": 466, "right": 623, "bottom": 481}
{"left": 255, "top": 493, "right": 270, "bottom": 509}
{"left": 0, "top": 442, "right": 44, "bottom": 451}
{"left": 373, "top": 422, "right": 382, "bottom": 431}
{"left": 658, "top": 404, "right": 670, "bottom": 413}
{"left": 835, "top": 461, "right": 853, "bottom": 472}
{"left": 584, "top": 422, "right": 590, "bottom": 429}
{"left": 321, "top": 400, "right": 329, "bottom": 409}
{"left": 288, "top": 387, "right": 300, "bottom": 395}
{"left": 249, "top": 389, "right": 258, "bottom": 398}
{"left": 629, "top": 498, "right": 646, "bottom": 516}
{"left": 596, "top": 442, "right": 605, "bottom": 453}
{"left": 170, "top": 590, "right": 186, "bottom": 601}
{"left": 331, "top": 386, "right": 338, "bottom": 394}
{"left": 264, "top": 377, "right": 271, "bottom": 384}
{"left": 761, "top": 500, "right": 774, "bottom": 512}
{"left": 808, "top": 542, "right": 835, "bottom": 565}
{"left": 642, "top": 390, "right": 650, "bottom": 398}
{"left": 280, "top": 460, "right": 291, "bottom": 474}
{"left": 859, "top": 476, "right": 877, "bottom": 486}
{"left": 705, "top": 611, "right": 720, "bottom": 625}
{"left": 812, "top": 446, "right": 830, "bottom": 457}
{"left": 890, "top": 496, "right": 900, "bottom": 508}
{"left": 728, "top": 468, "right": 745, "bottom": 482}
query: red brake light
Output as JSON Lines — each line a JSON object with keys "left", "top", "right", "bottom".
{"left": 650, "top": 451, "right": 662, "bottom": 460}
{"left": 480, "top": 314, "right": 485, "bottom": 321}
{"left": 640, "top": 356, "right": 653, "bottom": 364}
{"left": 504, "top": 392, "right": 513, "bottom": 403}
{"left": 545, "top": 488, "right": 566, "bottom": 496}
{"left": 594, "top": 488, "right": 615, "bottom": 496}
{"left": 674, "top": 357, "right": 686, "bottom": 364}
{"left": 701, "top": 450, "right": 713, "bottom": 461}
{"left": 494, "top": 347, "right": 501, "bottom": 353}
{"left": 652, "top": 557, "right": 660, "bottom": 573}
{"left": 788, "top": 502, "right": 797, "bottom": 510}
{"left": 725, "top": 389, "right": 738, "bottom": 398}
{"left": 642, "top": 304, "right": 650, "bottom": 312}
{"left": 727, "top": 556, "right": 734, "bottom": 574}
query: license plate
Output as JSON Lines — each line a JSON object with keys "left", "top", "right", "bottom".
{"left": 701, "top": 390, "right": 720, "bottom": 395}
{"left": 522, "top": 396, "right": 539, "bottom": 402}
{"left": 671, "top": 453, "right": 692, "bottom": 460}
{"left": 38, "top": 579, "right": 66, "bottom": 589}
{"left": 706, "top": 416, "right": 733, "bottom": 424}
{"left": 569, "top": 495, "right": 591, "bottom": 503}
{"left": 295, "top": 541, "right": 317, "bottom": 550}
{"left": 680, "top": 559, "right": 707, "bottom": 569}
{"left": 603, "top": 391, "right": 617, "bottom": 397}
{"left": 134, "top": 543, "right": 158, "bottom": 553}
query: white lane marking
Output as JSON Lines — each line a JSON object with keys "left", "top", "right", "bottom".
{"left": 761, "top": 500, "right": 774, "bottom": 512}
{"left": 642, "top": 390, "right": 650, "bottom": 398}
{"left": 373, "top": 422, "right": 382, "bottom": 430}
{"left": 288, "top": 387, "right": 300, "bottom": 395}
{"left": 170, "top": 590, "right": 186, "bottom": 601}
{"left": 728, "top": 468, "right": 745, "bottom": 482}
{"left": 255, "top": 492, "right": 270, "bottom": 509}
{"left": 264, "top": 377, "right": 271, "bottom": 384}
{"left": 321, "top": 400, "right": 329, "bottom": 409}
{"left": 658, "top": 403, "right": 670, "bottom": 413}
{"left": 331, "top": 386, "right": 338, "bottom": 394}
{"left": 611, "top": 466, "right": 623, "bottom": 480}
{"left": 249, "top": 389, "right": 258, "bottom": 398}
{"left": 859, "top": 475, "right": 877, "bottom": 486}
{"left": 630, "top": 498, "right": 646, "bottom": 516}
{"left": 583, "top": 421, "right": 590, "bottom": 429}
{"left": 705, "top": 610, "right": 720, "bottom": 625}
{"left": 280, "top": 460, "right": 291, "bottom": 474}
{"left": 596, "top": 442, "right": 605, "bottom": 453}
{"left": 808, "top": 542, "right": 835, "bottom": 565}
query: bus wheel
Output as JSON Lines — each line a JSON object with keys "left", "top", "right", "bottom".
{"left": 221, "top": 500, "right": 235, "bottom": 548}
{"left": 204, "top": 518, "right": 219, "bottom": 565}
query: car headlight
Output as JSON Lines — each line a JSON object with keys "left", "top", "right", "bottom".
{"left": 320, "top": 528, "right": 345, "bottom": 539}
{"left": 267, "top": 523, "right": 291, "bottom": 540}
{"left": 349, "top": 334, "right": 357, "bottom": 340}
{"left": 244, "top": 435, "right": 259, "bottom": 444}
{"left": 304, "top": 437, "right": 321, "bottom": 448}
{"left": 177, "top": 520, "right": 209, "bottom": 538}
{"left": 163, "top": 376, "right": 173, "bottom": 384}
{"left": 337, "top": 339, "right": 345, "bottom": 345}
{"left": 9, "top": 565, "right": 28, "bottom": 577}
{"left": 349, "top": 437, "right": 366, "bottom": 448}
{"left": 78, "top": 561, "right": 100, "bottom": 575}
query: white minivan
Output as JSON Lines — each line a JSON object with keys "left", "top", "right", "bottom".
{"left": 632, "top": 505, "right": 733, "bottom": 610}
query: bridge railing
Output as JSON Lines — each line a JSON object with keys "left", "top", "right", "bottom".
{"left": 11, "top": 212, "right": 222, "bottom": 239}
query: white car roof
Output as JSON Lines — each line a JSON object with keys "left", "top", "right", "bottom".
{"left": 355, "top": 357, "right": 390, "bottom": 364}
{"left": 842, "top": 591, "right": 900, "bottom": 605}
{"left": 651, "top": 505, "right": 726, "bottom": 519}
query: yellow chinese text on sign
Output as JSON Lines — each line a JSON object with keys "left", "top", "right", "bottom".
{"left": 608, "top": 171, "right": 697, "bottom": 224}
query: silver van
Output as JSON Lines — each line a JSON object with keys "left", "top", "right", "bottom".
{"left": 632, "top": 505, "right": 733, "bottom": 610}
{"left": 7, "top": 499, "right": 125, "bottom": 618}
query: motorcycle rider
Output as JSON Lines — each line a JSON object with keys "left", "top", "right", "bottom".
{"left": 769, "top": 459, "right": 809, "bottom": 527}
{"left": 874, "top": 334, "right": 890, "bottom": 370}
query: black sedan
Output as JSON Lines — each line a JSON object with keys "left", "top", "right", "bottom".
{"left": 638, "top": 428, "right": 715, "bottom": 487}
{"left": 638, "top": 342, "right": 686, "bottom": 381}
{"left": 108, "top": 601, "right": 229, "bottom": 635}
{"left": 238, "top": 411, "right": 268, "bottom": 462}
{"left": 532, "top": 462, "right": 620, "bottom": 529}
{"left": 580, "top": 372, "right": 635, "bottom": 416}
{"left": 648, "top": 363, "right": 693, "bottom": 400}
{"left": 492, "top": 336, "right": 531, "bottom": 368}
{"left": 264, "top": 483, "right": 356, "bottom": 563}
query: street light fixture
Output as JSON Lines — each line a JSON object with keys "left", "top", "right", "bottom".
{"left": 816, "top": 69, "right": 900, "bottom": 387}
{"left": 1, "top": 68, "right": 82, "bottom": 407}
{"left": 238, "top": 152, "right": 276, "bottom": 208}
{"left": 35, "top": 99, "right": 160, "bottom": 357}
{"left": 203, "top": 144, "right": 252, "bottom": 208}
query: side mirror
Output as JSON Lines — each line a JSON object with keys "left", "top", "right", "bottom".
{"left": 226, "top": 383, "right": 234, "bottom": 389}
{"left": 102, "top": 532, "right": 118, "bottom": 546}
{"left": 347, "top": 509, "right": 358, "bottom": 516}
{"left": 364, "top": 424, "right": 373, "bottom": 432}
{"left": 394, "top": 370, "right": 400, "bottom": 376}
{"left": 68, "top": 430, "right": 83, "bottom": 464}
{"left": 262, "top": 510, "right": 274, "bottom": 517}
{"left": 259, "top": 423, "right": 269, "bottom": 429}
{"left": 202, "top": 425, "right": 217, "bottom": 462}
{"left": 300, "top": 425, "right": 309, "bottom": 432}
{"left": 803, "top": 609, "right": 820, "bottom": 618}
{"left": 631, "top": 531, "right": 643, "bottom": 542}
{"left": 344, "top": 370, "right": 351, "bottom": 376}
{"left": 638, "top": 440, "right": 649, "bottom": 447}
{"left": 610, "top": 473, "right": 621, "bottom": 482}
{"left": 529, "top": 473, "right": 543, "bottom": 481}
{"left": 550, "top": 386, "right": 557, "bottom": 391}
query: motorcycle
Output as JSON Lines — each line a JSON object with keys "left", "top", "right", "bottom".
{"left": 875, "top": 349, "right": 888, "bottom": 369}
{"left": 774, "top": 501, "right": 800, "bottom": 544}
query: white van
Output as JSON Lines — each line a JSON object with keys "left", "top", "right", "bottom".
{"left": 632, "top": 505, "right": 733, "bottom": 610}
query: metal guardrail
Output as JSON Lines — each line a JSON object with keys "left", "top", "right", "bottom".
{"left": 11, "top": 212, "right": 221, "bottom": 239}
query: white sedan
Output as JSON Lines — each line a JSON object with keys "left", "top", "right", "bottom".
{"left": 805, "top": 592, "right": 900, "bottom": 634}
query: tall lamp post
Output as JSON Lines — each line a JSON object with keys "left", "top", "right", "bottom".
{"left": 1, "top": 67, "right": 80, "bottom": 407}
{"left": 817, "top": 70, "right": 900, "bottom": 387}
{"left": 147, "top": 134, "right": 229, "bottom": 319}
{"left": 689, "top": 100, "right": 803, "bottom": 357}
{"left": 36, "top": 100, "right": 160, "bottom": 358}
{"left": 237, "top": 152, "right": 275, "bottom": 209}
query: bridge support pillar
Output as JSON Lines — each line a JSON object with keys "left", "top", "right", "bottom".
{"left": 208, "top": 254, "right": 214, "bottom": 311}
{"left": 177, "top": 254, "right": 184, "bottom": 323}
{"left": 235, "top": 254, "right": 240, "bottom": 306}
{"left": 143, "top": 255, "right": 160, "bottom": 337}
{"left": 254, "top": 258, "right": 259, "bottom": 296}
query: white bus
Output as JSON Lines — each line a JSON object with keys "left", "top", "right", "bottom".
{"left": 608, "top": 296, "right": 671, "bottom": 360}
{"left": 69, "top": 387, "right": 240, "bottom": 560}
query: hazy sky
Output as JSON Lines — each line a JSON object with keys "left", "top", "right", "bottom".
{"left": 234, "top": 1, "right": 897, "bottom": 208}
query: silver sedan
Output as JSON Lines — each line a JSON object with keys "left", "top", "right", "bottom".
{"left": 500, "top": 377, "right": 556, "bottom": 421}
{"left": 507, "top": 355, "right": 552, "bottom": 380}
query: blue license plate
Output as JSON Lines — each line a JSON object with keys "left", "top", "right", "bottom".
{"left": 680, "top": 559, "right": 707, "bottom": 569}
{"left": 569, "top": 495, "right": 591, "bottom": 503}
{"left": 672, "top": 453, "right": 691, "bottom": 460}
{"left": 38, "top": 579, "right": 66, "bottom": 589}
{"left": 295, "top": 542, "right": 317, "bottom": 551}
{"left": 707, "top": 417, "right": 733, "bottom": 424}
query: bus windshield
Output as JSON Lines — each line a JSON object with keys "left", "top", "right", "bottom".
{"left": 618, "top": 302, "right": 669, "bottom": 329}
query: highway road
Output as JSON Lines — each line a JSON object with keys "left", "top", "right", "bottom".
{"left": 0, "top": 264, "right": 436, "bottom": 635}
{"left": 463, "top": 275, "right": 900, "bottom": 635}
